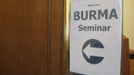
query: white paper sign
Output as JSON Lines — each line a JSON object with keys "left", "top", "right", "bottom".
{"left": 70, "top": 0, "right": 122, "bottom": 75}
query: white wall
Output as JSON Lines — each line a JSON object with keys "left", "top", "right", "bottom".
{"left": 123, "top": 0, "right": 134, "bottom": 50}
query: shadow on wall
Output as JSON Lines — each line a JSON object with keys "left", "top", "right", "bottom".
{"left": 129, "top": 50, "right": 134, "bottom": 59}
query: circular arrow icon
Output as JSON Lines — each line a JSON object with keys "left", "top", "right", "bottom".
{"left": 82, "top": 39, "right": 104, "bottom": 64}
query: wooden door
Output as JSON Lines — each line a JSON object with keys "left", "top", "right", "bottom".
{"left": 0, "top": 0, "right": 64, "bottom": 75}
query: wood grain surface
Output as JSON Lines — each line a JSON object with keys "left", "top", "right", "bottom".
{"left": 121, "top": 36, "right": 130, "bottom": 75}
{"left": 130, "top": 59, "right": 134, "bottom": 75}
{"left": 0, "top": 0, "right": 64, "bottom": 75}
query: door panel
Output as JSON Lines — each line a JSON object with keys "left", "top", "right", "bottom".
{"left": 50, "top": 0, "right": 64, "bottom": 75}
{"left": 0, "top": 0, "right": 55, "bottom": 75}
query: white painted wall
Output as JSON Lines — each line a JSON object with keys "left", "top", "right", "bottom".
{"left": 123, "top": 0, "right": 134, "bottom": 50}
